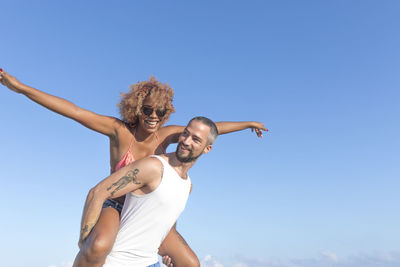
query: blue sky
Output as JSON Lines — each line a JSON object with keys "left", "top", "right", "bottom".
{"left": 1, "top": 1, "right": 399, "bottom": 267}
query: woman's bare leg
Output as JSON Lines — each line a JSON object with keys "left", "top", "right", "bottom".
{"left": 158, "top": 227, "right": 200, "bottom": 267}
{"left": 73, "top": 207, "right": 120, "bottom": 267}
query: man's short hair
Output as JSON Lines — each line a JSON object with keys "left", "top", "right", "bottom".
{"left": 189, "top": 116, "right": 218, "bottom": 145}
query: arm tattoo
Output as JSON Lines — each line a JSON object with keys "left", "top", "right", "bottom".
{"left": 81, "top": 225, "right": 89, "bottom": 235}
{"left": 80, "top": 223, "right": 95, "bottom": 241}
{"left": 107, "top": 168, "right": 141, "bottom": 196}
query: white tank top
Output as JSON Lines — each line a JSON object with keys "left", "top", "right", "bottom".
{"left": 103, "top": 155, "right": 192, "bottom": 267}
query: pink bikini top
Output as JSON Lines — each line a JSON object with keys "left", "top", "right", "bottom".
{"left": 112, "top": 129, "right": 166, "bottom": 173}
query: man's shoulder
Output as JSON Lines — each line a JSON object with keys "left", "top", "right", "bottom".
{"left": 128, "top": 156, "right": 164, "bottom": 183}
{"left": 136, "top": 156, "right": 164, "bottom": 170}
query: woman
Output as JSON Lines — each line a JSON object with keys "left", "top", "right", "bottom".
{"left": 0, "top": 69, "right": 267, "bottom": 267}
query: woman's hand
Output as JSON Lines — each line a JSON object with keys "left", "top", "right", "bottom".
{"left": 0, "top": 69, "right": 25, "bottom": 94}
{"left": 162, "top": 255, "right": 174, "bottom": 267}
{"left": 250, "top": 121, "right": 268, "bottom": 138}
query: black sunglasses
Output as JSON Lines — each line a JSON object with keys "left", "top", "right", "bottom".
{"left": 142, "top": 106, "right": 167, "bottom": 118}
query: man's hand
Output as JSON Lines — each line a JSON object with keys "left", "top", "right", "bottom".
{"left": 250, "top": 121, "right": 268, "bottom": 138}
{"left": 0, "top": 69, "right": 25, "bottom": 93}
{"left": 162, "top": 255, "right": 174, "bottom": 267}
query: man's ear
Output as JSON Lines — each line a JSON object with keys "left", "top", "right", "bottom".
{"left": 202, "top": 144, "right": 212, "bottom": 155}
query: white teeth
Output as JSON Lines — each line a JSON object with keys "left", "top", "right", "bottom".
{"left": 145, "top": 121, "right": 158, "bottom": 127}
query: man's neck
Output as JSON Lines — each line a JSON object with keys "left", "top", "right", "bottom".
{"left": 165, "top": 153, "right": 195, "bottom": 179}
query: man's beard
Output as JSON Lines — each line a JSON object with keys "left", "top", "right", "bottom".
{"left": 175, "top": 142, "right": 201, "bottom": 163}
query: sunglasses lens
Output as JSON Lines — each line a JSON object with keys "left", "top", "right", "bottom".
{"left": 142, "top": 106, "right": 153, "bottom": 116}
{"left": 156, "top": 109, "right": 166, "bottom": 117}
{"left": 142, "top": 106, "right": 166, "bottom": 118}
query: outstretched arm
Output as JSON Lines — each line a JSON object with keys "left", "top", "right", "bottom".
{"left": 215, "top": 121, "right": 267, "bottom": 137}
{"left": 0, "top": 69, "right": 120, "bottom": 137}
{"left": 160, "top": 121, "right": 268, "bottom": 146}
{"left": 78, "top": 157, "right": 162, "bottom": 246}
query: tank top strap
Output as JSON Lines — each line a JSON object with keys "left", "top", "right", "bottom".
{"left": 150, "top": 155, "right": 170, "bottom": 176}
{"left": 150, "top": 155, "right": 165, "bottom": 166}
{"left": 150, "top": 155, "right": 191, "bottom": 185}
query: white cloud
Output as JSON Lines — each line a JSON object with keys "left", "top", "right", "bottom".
{"left": 201, "top": 254, "right": 225, "bottom": 267}
{"left": 319, "top": 250, "right": 338, "bottom": 262}
{"left": 53, "top": 251, "right": 400, "bottom": 267}
{"left": 200, "top": 250, "right": 400, "bottom": 267}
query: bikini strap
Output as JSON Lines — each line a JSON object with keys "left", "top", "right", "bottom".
{"left": 155, "top": 132, "right": 166, "bottom": 153}
{"left": 127, "top": 126, "right": 136, "bottom": 152}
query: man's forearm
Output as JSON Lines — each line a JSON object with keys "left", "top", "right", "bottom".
{"left": 79, "top": 188, "right": 105, "bottom": 245}
{"left": 77, "top": 163, "right": 148, "bottom": 245}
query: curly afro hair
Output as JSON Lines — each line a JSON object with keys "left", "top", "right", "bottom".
{"left": 118, "top": 76, "right": 175, "bottom": 127}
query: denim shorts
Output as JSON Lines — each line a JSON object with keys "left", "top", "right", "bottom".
{"left": 147, "top": 262, "right": 160, "bottom": 267}
{"left": 102, "top": 199, "right": 123, "bottom": 215}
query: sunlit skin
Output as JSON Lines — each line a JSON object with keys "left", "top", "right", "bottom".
{"left": 0, "top": 69, "right": 267, "bottom": 267}
{"left": 77, "top": 119, "right": 214, "bottom": 267}
{"left": 176, "top": 122, "right": 211, "bottom": 163}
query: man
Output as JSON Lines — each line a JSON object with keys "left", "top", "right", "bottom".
{"left": 74, "top": 116, "right": 218, "bottom": 267}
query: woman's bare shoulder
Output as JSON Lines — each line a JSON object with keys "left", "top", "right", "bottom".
{"left": 113, "top": 120, "right": 136, "bottom": 140}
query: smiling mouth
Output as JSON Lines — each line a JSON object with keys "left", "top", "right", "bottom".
{"left": 178, "top": 143, "right": 191, "bottom": 152}
{"left": 144, "top": 120, "right": 159, "bottom": 128}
